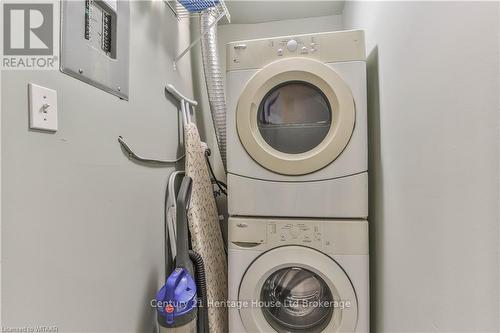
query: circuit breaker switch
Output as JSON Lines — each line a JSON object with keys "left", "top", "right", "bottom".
{"left": 102, "top": 12, "right": 112, "bottom": 53}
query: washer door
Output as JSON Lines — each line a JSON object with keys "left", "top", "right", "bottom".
{"left": 239, "top": 246, "right": 358, "bottom": 333}
{"left": 236, "top": 57, "right": 355, "bottom": 175}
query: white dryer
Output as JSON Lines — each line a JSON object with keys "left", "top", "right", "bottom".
{"left": 228, "top": 217, "right": 369, "bottom": 333}
{"left": 226, "top": 30, "right": 368, "bottom": 218}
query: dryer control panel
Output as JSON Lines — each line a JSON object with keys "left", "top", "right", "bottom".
{"left": 229, "top": 217, "right": 368, "bottom": 255}
{"left": 226, "top": 30, "right": 366, "bottom": 72}
{"left": 271, "top": 36, "right": 318, "bottom": 57}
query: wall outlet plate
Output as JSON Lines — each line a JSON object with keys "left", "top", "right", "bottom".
{"left": 28, "top": 83, "right": 58, "bottom": 132}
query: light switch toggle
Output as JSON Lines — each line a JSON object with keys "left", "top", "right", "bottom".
{"left": 29, "top": 83, "right": 58, "bottom": 132}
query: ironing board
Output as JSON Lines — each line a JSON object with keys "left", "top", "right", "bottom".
{"left": 184, "top": 122, "right": 228, "bottom": 332}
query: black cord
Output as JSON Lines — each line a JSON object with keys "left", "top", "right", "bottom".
{"left": 204, "top": 149, "right": 227, "bottom": 196}
{"left": 189, "top": 251, "right": 209, "bottom": 333}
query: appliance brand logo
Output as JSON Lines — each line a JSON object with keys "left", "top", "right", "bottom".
{"left": 1, "top": 1, "right": 58, "bottom": 69}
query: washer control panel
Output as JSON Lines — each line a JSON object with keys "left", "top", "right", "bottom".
{"left": 229, "top": 217, "right": 369, "bottom": 255}
{"left": 268, "top": 221, "right": 323, "bottom": 247}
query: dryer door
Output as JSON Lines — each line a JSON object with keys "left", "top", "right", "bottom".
{"left": 236, "top": 57, "right": 355, "bottom": 175}
{"left": 238, "top": 246, "right": 358, "bottom": 333}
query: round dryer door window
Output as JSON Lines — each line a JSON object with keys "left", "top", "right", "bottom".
{"left": 257, "top": 81, "right": 332, "bottom": 155}
{"left": 237, "top": 58, "right": 356, "bottom": 175}
{"left": 238, "top": 246, "right": 358, "bottom": 333}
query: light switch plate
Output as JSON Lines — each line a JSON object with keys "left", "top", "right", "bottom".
{"left": 28, "top": 83, "right": 58, "bottom": 132}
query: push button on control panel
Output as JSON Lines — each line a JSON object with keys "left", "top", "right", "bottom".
{"left": 310, "top": 42, "right": 318, "bottom": 53}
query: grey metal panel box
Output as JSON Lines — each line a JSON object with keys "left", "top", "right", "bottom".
{"left": 60, "top": 0, "right": 130, "bottom": 100}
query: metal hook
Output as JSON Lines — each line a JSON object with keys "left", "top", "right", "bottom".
{"left": 166, "top": 84, "right": 198, "bottom": 106}
{"left": 166, "top": 84, "right": 197, "bottom": 127}
{"left": 118, "top": 136, "right": 185, "bottom": 165}
{"left": 180, "top": 99, "right": 188, "bottom": 126}
{"left": 181, "top": 99, "right": 191, "bottom": 126}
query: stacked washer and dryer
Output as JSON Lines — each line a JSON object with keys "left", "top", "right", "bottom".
{"left": 225, "top": 30, "right": 369, "bottom": 333}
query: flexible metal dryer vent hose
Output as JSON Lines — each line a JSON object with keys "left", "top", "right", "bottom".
{"left": 201, "top": 8, "right": 227, "bottom": 171}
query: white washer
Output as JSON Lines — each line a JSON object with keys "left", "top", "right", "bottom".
{"left": 226, "top": 30, "right": 368, "bottom": 218}
{"left": 228, "top": 217, "right": 369, "bottom": 333}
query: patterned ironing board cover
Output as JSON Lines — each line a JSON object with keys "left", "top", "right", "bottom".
{"left": 185, "top": 123, "right": 228, "bottom": 332}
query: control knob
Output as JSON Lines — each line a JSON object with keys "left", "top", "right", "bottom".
{"left": 286, "top": 39, "right": 298, "bottom": 52}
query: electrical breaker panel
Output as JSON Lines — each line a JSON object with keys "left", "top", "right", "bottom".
{"left": 85, "top": 0, "right": 115, "bottom": 58}
{"left": 61, "top": 0, "right": 129, "bottom": 99}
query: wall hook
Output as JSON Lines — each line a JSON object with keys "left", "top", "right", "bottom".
{"left": 117, "top": 136, "right": 185, "bottom": 165}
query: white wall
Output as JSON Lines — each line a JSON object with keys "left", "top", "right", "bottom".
{"left": 343, "top": 2, "right": 500, "bottom": 332}
{"left": 1, "top": 1, "right": 193, "bottom": 331}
